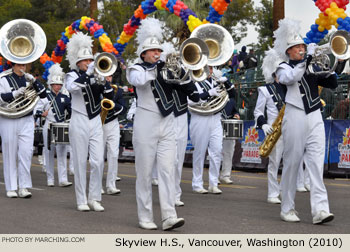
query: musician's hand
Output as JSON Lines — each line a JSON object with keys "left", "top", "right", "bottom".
{"left": 86, "top": 62, "right": 95, "bottom": 76}
{"left": 218, "top": 76, "right": 228, "bottom": 83}
{"left": 12, "top": 87, "right": 26, "bottom": 98}
{"left": 156, "top": 60, "right": 165, "bottom": 72}
{"left": 233, "top": 114, "right": 240, "bottom": 119}
{"left": 262, "top": 124, "right": 273, "bottom": 135}
{"left": 105, "top": 76, "right": 112, "bottom": 82}
{"left": 42, "top": 110, "right": 48, "bottom": 117}
{"left": 307, "top": 43, "right": 317, "bottom": 56}
{"left": 24, "top": 73, "right": 35, "bottom": 83}
{"left": 208, "top": 87, "right": 219, "bottom": 97}
{"left": 96, "top": 74, "right": 105, "bottom": 83}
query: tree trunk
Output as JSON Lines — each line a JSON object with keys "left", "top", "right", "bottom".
{"left": 90, "top": 0, "right": 98, "bottom": 19}
{"left": 273, "top": 0, "right": 285, "bottom": 31}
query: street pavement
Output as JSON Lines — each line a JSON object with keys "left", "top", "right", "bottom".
{"left": 0, "top": 154, "right": 349, "bottom": 234}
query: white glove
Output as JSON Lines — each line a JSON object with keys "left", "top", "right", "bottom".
{"left": 13, "top": 87, "right": 26, "bottom": 98}
{"left": 24, "top": 73, "right": 35, "bottom": 83}
{"left": 86, "top": 62, "right": 95, "bottom": 75}
{"left": 218, "top": 76, "right": 228, "bottom": 83}
{"left": 307, "top": 43, "right": 317, "bottom": 56}
{"left": 262, "top": 124, "right": 273, "bottom": 135}
{"left": 208, "top": 87, "right": 219, "bottom": 97}
{"left": 96, "top": 74, "right": 105, "bottom": 84}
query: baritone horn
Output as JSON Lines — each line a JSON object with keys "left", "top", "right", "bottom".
{"left": 161, "top": 37, "right": 209, "bottom": 83}
{"left": 0, "top": 19, "right": 47, "bottom": 119}
{"left": 307, "top": 30, "right": 350, "bottom": 74}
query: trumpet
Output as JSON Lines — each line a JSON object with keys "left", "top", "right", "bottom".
{"left": 94, "top": 52, "right": 118, "bottom": 85}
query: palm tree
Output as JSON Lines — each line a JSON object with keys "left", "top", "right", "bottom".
{"left": 273, "top": 0, "right": 284, "bottom": 31}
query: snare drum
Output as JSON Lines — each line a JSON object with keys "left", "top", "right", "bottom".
{"left": 222, "top": 119, "right": 243, "bottom": 140}
{"left": 49, "top": 122, "right": 70, "bottom": 145}
{"left": 34, "top": 127, "right": 43, "bottom": 147}
{"left": 120, "top": 128, "right": 133, "bottom": 148}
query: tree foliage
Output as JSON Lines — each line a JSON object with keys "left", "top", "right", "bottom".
{"left": 0, "top": 0, "right": 276, "bottom": 70}
{"left": 254, "top": 0, "right": 273, "bottom": 53}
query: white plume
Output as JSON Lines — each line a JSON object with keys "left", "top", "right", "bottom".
{"left": 160, "top": 41, "right": 176, "bottom": 61}
{"left": 47, "top": 63, "right": 64, "bottom": 85}
{"left": 273, "top": 18, "right": 302, "bottom": 61}
{"left": 66, "top": 32, "right": 93, "bottom": 70}
{"left": 262, "top": 48, "right": 283, "bottom": 83}
{"left": 135, "top": 18, "right": 164, "bottom": 46}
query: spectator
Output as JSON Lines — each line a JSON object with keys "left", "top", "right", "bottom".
{"left": 243, "top": 49, "right": 258, "bottom": 84}
{"left": 238, "top": 46, "right": 247, "bottom": 62}
{"left": 331, "top": 97, "right": 350, "bottom": 119}
{"left": 231, "top": 49, "right": 239, "bottom": 73}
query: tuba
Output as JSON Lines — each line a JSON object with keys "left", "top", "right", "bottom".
{"left": 188, "top": 24, "right": 234, "bottom": 115}
{"left": 0, "top": 19, "right": 47, "bottom": 119}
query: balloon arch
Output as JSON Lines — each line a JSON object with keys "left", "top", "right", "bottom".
{"left": 39, "top": 0, "right": 233, "bottom": 79}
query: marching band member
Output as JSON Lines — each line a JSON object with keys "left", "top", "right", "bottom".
{"left": 126, "top": 36, "right": 184, "bottom": 231}
{"left": 189, "top": 66, "right": 236, "bottom": 194}
{"left": 254, "top": 48, "right": 286, "bottom": 204}
{"left": 65, "top": 32, "right": 114, "bottom": 212}
{"left": 127, "top": 97, "right": 159, "bottom": 186}
{"left": 36, "top": 63, "right": 72, "bottom": 187}
{"left": 220, "top": 97, "right": 240, "bottom": 184}
{"left": 172, "top": 76, "right": 199, "bottom": 206}
{"left": 102, "top": 83, "right": 126, "bottom": 195}
{"left": 0, "top": 63, "right": 46, "bottom": 198}
{"left": 61, "top": 87, "right": 75, "bottom": 176}
{"left": 275, "top": 19, "right": 336, "bottom": 224}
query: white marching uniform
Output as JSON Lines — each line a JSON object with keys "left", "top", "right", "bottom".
{"left": 61, "top": 88, "right": 74, "bottom": 175}
{"left": 102, "top": 86, "right": 126, "bottom": 190}
{"left": 221, "top": 139, "right": 235, "bottom": 178}
{"left": 0, "top": 73, "right": 46, "bottom": 192}
{"left": 220, "top": 98, "right": 240, "bottom": 181}
{"left": 127, "top": 98, "right": 158, "bottom": 183}
{"left": 189, "top": 78, "right": 223, "bottom": 190}
{"left": 174, "top": 113, "right": 187, "bottom": 200}
{"left": 66, "top": 70, "right": 113, "bottom": 206}
{"left": 276, "top": 60, "right": 337, "bottom": 217}
{"left": 254, "top": 85, "right": 284, "bottom": 199}
{"left": 103, "top": 119, "right": 120, "bottom": 189}
{"left": 35, "top": 91, "right": 71, "bottom": 185}
{"left": 126, "top": 63, "right": 178, "bottom": 223}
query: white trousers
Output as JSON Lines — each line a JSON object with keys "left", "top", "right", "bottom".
{"left": 133, "top": 108, "right": 177, "bottom": 222}
{"left": 174, "top": 113, "right": 188, "bottom": 201}
{"left": 190, "top": 113, "right": 223, "bottom": 189}
{"left": 297, "top": 159, "right": 311, "bottom": 188}
{"left": 281, "top": 104, "right": 330, "bottom": 216}
{"left": 43, "top": 121, "right": 68, "bottom": 184}
{"left": 67, "top": 145, "right": 74, "bottom": 173}
{"left": 69, "top": 111, "right": 104, "bottom": 205}
{"left": 0, "top": 115, "right": 34, "bottom": 191}
{"left": 103, "top": 119, "right": 120, "bottom": 189}
{"left": 267, "top": 136, "right": 284, "bottom": 198}
{"left": 221, "top": 139, "right": 236, "bottom": 179}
